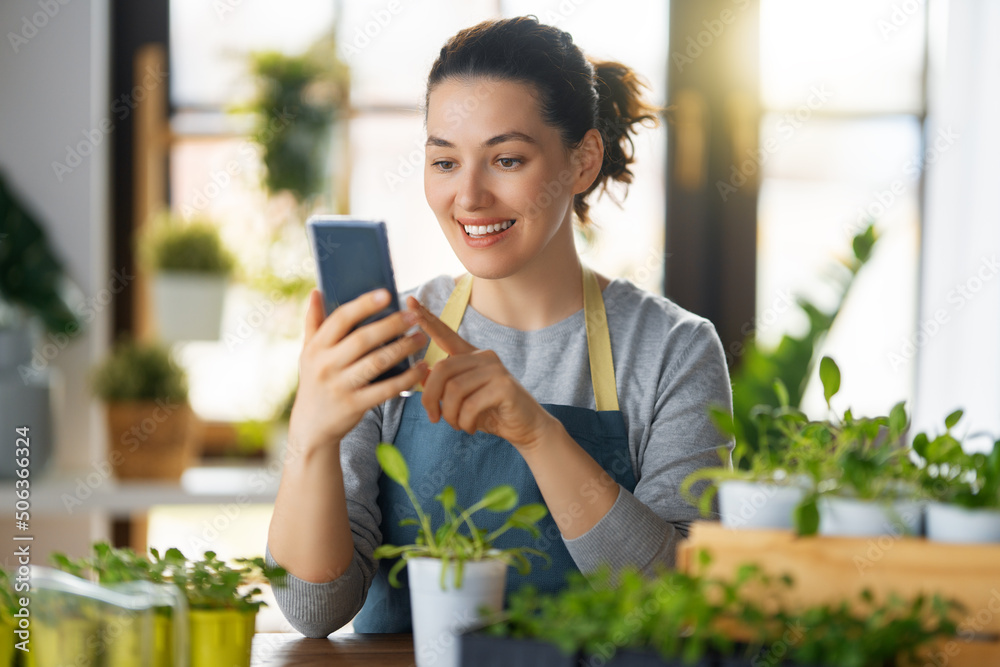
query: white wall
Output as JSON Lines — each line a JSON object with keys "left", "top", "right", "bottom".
{"left": 0, "top": 0, "right": 111, "bottom": 559}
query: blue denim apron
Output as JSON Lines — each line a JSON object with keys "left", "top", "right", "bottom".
{"left": 353, "top": 266, "right": 636, "bottom": 632}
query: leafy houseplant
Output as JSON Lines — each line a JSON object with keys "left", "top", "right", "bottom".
{"left": 91, "top": 338, "right": 196, "bottom": 480}
{"left": 680, "top": 395, "right": 810, "bottom": 530}
{"left": 0, "top": 173, "right": 84, "bottom": 479}
{"left": 372, "top": 442, "right": 549, "bottom": 667}
{"left": 915, "top": 410, "right": 1000, "bottom": 543}
{"left": 140, "top": 211, "right": 236, "bottom": 342}
{"left": 468, "top": 556, "right": 961, "bottom": 667}
{"left": 52, "top": 542, "right": 284, "bottom": 667}
{"left": 791, "top": 357, "right": 921, "bottom": 537}
{"left": 729, "top": 224, "right": 877, "bottom": 468}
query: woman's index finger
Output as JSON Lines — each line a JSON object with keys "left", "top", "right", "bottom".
{"left": 407, "top": 296, "right": 476, "bottom": 356}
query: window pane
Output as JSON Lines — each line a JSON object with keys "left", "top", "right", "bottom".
{"left": 170, "top": 0, "right": 337, "bottom": 108}
{"left": 761, "top": 0, "right": 926, "bottom": 113}
{"left": 339, "top": 0, "right": 497, "bottom": 107}
{"left": 756, "top": 117, "right": 922, "bottom": 417}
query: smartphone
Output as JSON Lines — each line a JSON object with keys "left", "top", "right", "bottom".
{"left": 306, "top": 216, "right": 414, "bottom": 385}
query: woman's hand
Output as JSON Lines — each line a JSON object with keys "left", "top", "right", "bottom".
{"left": 289, "top": 289, "right": 429, "bottom": 455}
{"left": 408, "top": 295, "right": 557, "bottom": 450}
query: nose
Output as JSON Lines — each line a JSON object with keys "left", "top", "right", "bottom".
{"left": 454, "top": 165, "right": 493, "bottom": 211}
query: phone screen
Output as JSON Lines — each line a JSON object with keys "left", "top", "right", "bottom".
{"left": 307, "top": 217, "right": 412, "bottom": 384}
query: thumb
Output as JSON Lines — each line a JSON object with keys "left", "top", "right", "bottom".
{"left": 303, "top": 289, "right": 325, "bottom": 344}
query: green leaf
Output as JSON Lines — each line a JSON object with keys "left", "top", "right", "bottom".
{"left": 794, "top": 496, "right": 820, "bottom": 536}
{"left": 508, "top": 504, "right": 548, "bottom": 525}
{"left": 944, "top": 409, "right": 963, "bottom": 430}
{"left": 436, "top": 486, "right": 456, "bottom": 513}
{"left": 708, "top": 405, "right": 736, "bottom": 438}
{"left": 479, "top": 485, "right": 518, "bottom": 512}
{"left": 773, "top": 379, "right": 790, "bottom": 409}
{"left": 819, "top": 357, "right": 841, "bottom": 406}
{"left": 889, "top": 401, "right": 908, "bottom": 438}
{"left": 376, "top": 443, "right": 409, "bottom": 486}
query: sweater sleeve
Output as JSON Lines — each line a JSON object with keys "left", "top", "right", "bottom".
{"left": 265, "top": 402, "right": 385, "bottom": 637}
{"left": 563, "top": 320, "right": 734, "bottom": 574}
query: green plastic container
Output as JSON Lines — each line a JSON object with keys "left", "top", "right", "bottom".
{"left": 189, "top": 609, "right": 257, "bottom": 667}
{"left": 23, "top": 617, "right": 99, "bottom": 667}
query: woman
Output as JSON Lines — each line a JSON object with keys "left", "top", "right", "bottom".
{"left": 266, "top": 16, "right": 733, "bottom": 637}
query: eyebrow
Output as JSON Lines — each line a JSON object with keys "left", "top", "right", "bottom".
{"left": 425, "top": 131, "right": 538, "bottom": 149}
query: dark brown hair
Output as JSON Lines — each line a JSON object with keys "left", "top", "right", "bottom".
{"left": 425, "top": 16, "right": 661, "bottom": 227}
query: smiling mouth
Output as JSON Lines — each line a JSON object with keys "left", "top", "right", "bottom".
{"left": 461, "top": 219, "right": 516, "bottom": 237}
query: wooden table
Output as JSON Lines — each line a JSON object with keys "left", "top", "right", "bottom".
{"left": 252, "top": 633, "right": 416, "bottom": 666}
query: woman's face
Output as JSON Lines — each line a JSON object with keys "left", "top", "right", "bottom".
{"left": 423, "top": 77, "right": 584, "bottom": 280}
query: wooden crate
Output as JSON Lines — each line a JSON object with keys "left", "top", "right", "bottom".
{"left": 677, "top": 522, "right": 1000, "bottom": 667}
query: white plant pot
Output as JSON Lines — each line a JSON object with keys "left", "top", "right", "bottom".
{"left": 152, "top": 273, "right": 228, "bottom": 342}
{"left": 818, "top": 496, "right": 924, "bottom": 537}
{"left": 926, "top": 502, "right": 1000, "bottom": 543}
{"left": 718, "top": 480, "right": 805, "bottom": 530}
{"left": 407, "top": 557, "right": 507, "bottom": 667}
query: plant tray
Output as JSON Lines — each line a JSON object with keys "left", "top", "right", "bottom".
{"left": 677, "top": 522, "right": 1000, "bottom": 667}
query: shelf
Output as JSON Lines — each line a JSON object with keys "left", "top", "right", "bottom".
{"left": 1, "top": 463, "right": 280, "bottom": 516}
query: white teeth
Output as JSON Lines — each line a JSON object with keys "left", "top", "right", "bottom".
{"left": 463, "top": 220, "right": 514, "bottom": 236}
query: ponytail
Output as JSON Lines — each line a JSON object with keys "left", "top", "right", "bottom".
{"left": 579, "top": 59, "right": 661, "bottom": 226}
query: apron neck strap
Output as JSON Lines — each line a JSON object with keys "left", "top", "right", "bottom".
{"left": 418, "top": 267, "right": 618, "bottom": 411}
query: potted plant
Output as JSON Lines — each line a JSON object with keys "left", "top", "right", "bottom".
{"left": 915, "top": 410, "right": 1000, "bottom": 543}
{"left": 52, "top": 542, "right": 182, "bottom": 667}
{"left": 150, "top": 547, "right": 283, "bottom": 667}
{"left": 466, "top": 554, "right": 768, "bottom": 667}
{"left": 792, "top": 358, "right": 923, "bottom": 537}
{"left": 372, "top": 443, "right": 549, "bottom": 667}
{"left": 53, "top": 542, "right": 285, "bottom": 667}
{"left": 681, "top": 391, "right": 811, "bottom": 530}
{"left": 0, "top": 173, "right": 84, "bottom": 479}
{"left": 24, "top": 571, "right": 102, "bottom": 667}
{"left": 466, "top": 556, "right": 961, "bottom": 667}
{"left": 140, "top": 211, "right": 236, "bottom": 343}
{"left": 91, "top": 338, "right": 196, "bottom": 480}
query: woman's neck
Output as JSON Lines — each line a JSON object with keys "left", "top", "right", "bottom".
{"left": 466, "top": 220, "right": 591, "bottom": 331}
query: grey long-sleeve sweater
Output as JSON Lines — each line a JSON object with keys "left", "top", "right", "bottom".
{"left": 265, "top": 273, "right": 733, "bottom": 637}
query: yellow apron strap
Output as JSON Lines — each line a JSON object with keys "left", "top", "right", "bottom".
{"left": 413, "top": 273, "right": 472, "bottom": 391}
{"left": 582, "top": 266, "right": 619, "bottom": 412}
{"left": 412, "top": 268, "right": 618, "bottom": 411}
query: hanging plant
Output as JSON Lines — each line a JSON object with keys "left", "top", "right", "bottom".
{"left": 242, "top": 33, "right": 350, "bottom": 206}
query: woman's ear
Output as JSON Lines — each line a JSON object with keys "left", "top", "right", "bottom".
{"left": 570, "top": 128, "right": 604, "bottom": 195}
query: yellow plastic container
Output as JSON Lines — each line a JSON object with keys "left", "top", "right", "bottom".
{"left": 23, "top": 617, "right": 99, "bottom": 667}
{"left": 189, "top": 608, "right": 257, "bottom": 667}
{"left": 0, "top": 617, "right": 13, "bottom": 667}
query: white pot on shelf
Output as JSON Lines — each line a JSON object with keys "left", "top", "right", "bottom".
{"left": 718, "top": 479, "right": 806, "bottom": 530}
{"left": 926, "top": 502, "right": 1000, "bottom": 543}
{"left": 152, "top": 272, "right": 228, "bottom": 342}
{"left": 818, "top": 495, "right": 924, "bottom": 537}
{"left": 407, "top": 557, "right": 507, "bottom": 667}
